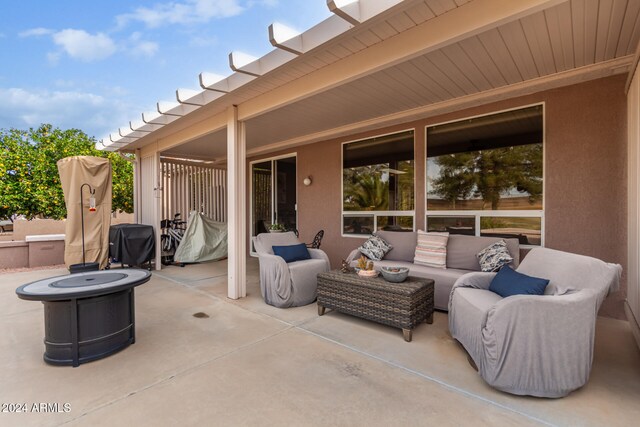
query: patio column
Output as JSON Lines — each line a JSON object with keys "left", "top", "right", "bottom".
{"left": 134, "top": 149, "right": 142, "bottom": 224}
{"left": 227, "top": 106, "right": 247, "bottom": 299}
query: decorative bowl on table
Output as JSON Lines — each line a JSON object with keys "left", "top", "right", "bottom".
{"left": 380, "top": 266, "right": 409, "bottom": 283}
{"left": 357, "top": 269, "right": 379, "bottom": 278}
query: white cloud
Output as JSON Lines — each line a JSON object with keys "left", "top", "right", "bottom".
{"left": 52, "top": 29, "right": 117, "bottom": 62}
{"left": 189, "top": 35, "right": 219, "bottom": 48}
{"left": 127, "top": 32, "right": 159, "bottom": 57}
{"left": 116, "top": 0, "right": 245, "bottom": 28}
{"left": 46, "top": 51, "right": 61, "bottom": 65}
{"left": 248, "top": 0, "right": 278, "bottom": 7}
{"left": 19, "top": 27, "right": 54, "bottom": 38}
{"left": 0, "top": 87, "right": 135, "bottom": 139}
{"left": 134, "top": 40, "right": 159, "bottom": 57}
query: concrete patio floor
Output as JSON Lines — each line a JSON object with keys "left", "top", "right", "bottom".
{"left": 2, "top": 259, "right": 640, "bottom": 427}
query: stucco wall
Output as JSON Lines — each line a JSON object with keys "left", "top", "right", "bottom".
{"left": 248, "top": 75, "right": 628, "bottom": 318}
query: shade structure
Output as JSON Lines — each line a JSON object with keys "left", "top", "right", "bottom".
{"left": 57, "top": 156, "right": 112, "bottom": 269}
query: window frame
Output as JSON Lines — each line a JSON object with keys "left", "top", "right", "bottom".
{"left": 424, "top": 103, "right": 546, "bottom": 248}
{"left": 341, "top": 128, "right": 417, "bottom": 238}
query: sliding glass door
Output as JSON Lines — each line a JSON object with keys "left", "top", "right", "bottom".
{"left": 251, "top": 155, "right": 297, "bottom": 239}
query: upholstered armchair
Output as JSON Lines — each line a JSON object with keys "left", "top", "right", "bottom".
{"left": 448, "top": 247, "right": 621, "bottom": 398}
{"left": 253, "top": 232, "right": 330, "bottom": 308}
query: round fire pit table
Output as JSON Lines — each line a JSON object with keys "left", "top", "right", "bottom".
{"left": 16, "top": 269, "right": 151, "bottom": 367}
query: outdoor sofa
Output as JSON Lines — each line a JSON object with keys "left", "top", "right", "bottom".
{"left": 346, "top": 231, "right": 520, "bottom": 310}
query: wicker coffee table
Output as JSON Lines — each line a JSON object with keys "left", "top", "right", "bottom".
{"left": 317, "top": 270, "right": 434, "bottom": 342}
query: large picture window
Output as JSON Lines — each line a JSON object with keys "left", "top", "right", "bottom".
{"left": 343, "top": 130, "right": 415, "bottom": 235}
{"left": 426, "top": 105, "right": 543, "bottom": 245}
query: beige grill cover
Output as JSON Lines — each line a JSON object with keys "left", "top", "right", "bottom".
{"left": 57, "top": 156, "right": 112, "bottom": 269}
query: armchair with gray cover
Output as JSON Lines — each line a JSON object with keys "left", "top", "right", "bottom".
{"left": 448, "top": 247, "right": 621, "bottom": 398}
{"left": 253, "top": 232, "right": 330, "bottom": 308}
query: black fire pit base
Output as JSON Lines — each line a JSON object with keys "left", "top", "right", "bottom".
{"left": 43, "top": 289, "right": 135, "bottom": 367}
{"left": 16, "top": 269, "right": 150, "bottom": 367}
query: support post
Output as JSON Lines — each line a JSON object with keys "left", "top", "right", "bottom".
{"left": 133, "top": 149, "right": 141, "bottom": 224}
{"left": 154, "top": 151, "right": 162, "bottom": 271}
{"left": 227, "top": 106, "right": 247, "bottom": 299}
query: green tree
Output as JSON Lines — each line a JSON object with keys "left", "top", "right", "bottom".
{"left": 0, "top": 124, "right": 134, "bottom": 220}
{"left": 429, "top": 152, "right": 476, "bottom": 209}
{"left": 343, "top": 165, "right": 389, "bottom": 210}
{"left": 429, "top": 144, "right": 543, "bottom": 210}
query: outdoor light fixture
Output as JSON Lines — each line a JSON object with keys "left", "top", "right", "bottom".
{"left": 303, "top": 176, "right": 312, "bottom": 186}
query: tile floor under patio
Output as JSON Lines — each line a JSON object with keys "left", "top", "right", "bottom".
{"left": 2, "top": 258, "right": 640, "bottom": 426}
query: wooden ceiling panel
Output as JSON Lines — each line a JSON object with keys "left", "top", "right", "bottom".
{"left": 370, "top": 21, "right": 400, "bottom": 40}
{"left": 544, "top": 2, "right": 575, "bottom": 71}
{"left": 386, "top": 12, "right": 418, "bottom": 33}
{"left": 354, "top": 30, "right": 383, "bottom": 47}
{"left": 426, "top": 0, "right": 458, "bottom": 16}
{"left": 499, "top": 20, "right": 540, "bottom": 80}
{"left": 405, "top": 2, "right": 436, "bottom": 25}
{"left": 440, "top": 43, "right": 493, "bottom": 92}
{"left": 477, "top": 29, "right": 523, "bottom": 84}
{"left": 602, "top": 0, "right": 628, "bottom": 59}
{"left": 521, "top": 12, "right": 557, "bottom": 76}
{"left": 457, "top": 36, "right": 509, "bottom": 87}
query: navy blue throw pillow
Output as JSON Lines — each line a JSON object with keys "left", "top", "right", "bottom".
{"left": 272, "top": 243, "right": 311, "bottom": 263}
{"left": 489, "top": 265, "right": 550, "bottom": 298}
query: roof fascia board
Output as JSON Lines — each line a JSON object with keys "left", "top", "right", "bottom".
{"left": 269, "top": 17, "right": 353, "bottom": 55}
{"left": 238, "top": 0, "right": 565, "bottom": 121}
{"left": 119, "top": 127, "right": 148, "bottom": 138}
{"left": 143, "top": 110, "right": 180, "bottom": 125}
{"left": 199, "top": 72, "right": 230, "bottom": 92}
{"left": 328, "top": 0, "right": 403, "bottom": 25}
{"left": 229, "top": 49, "right": 297, "bottom": 77}
{"left": 157, "top": 101, "right": 199, "bottom": 116}
{"left": 130, "top": 119, "right": 163, "bottom": 133}
{"left": 176, "top": 88, "right": 224, "bottom": 106}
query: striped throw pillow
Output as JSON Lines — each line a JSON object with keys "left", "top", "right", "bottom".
{"left": 414, "top": 231, "right": 449, "bottom": 269}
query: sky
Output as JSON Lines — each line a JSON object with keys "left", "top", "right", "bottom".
{"left": 0, "top": 0, "right": 331, "bottom": 140}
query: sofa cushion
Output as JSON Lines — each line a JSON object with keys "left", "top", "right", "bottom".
{"left": 489, "top": 265, "right": 549, "bottom": 298}
{"left": 447, "top": 235, "right": 520, "bottom": 271}
{"left": 414, "top": 231, "right": 449, "bottom": 269}
{"left": 272, "top": 243, "right": 311, "bottom": 263}
{"left": 477, "top": 240, "right": 513, "bottom": 272}
{"left": 359, "top": 235, "right": 393, "bottom": 261}
{"left": 370, "top": 259, "right": 468, "bottom": 310}
{"left": 375, "top": 230, "right": 417, "bottom": 262}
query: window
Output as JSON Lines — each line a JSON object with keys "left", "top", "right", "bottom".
{"left": 250, "top": 155, "right": 297, "bottom": 251}
{"left": 342, "top": 130, "right": 415, "bottom": 235}
{"left": 426, "top": 105, "right": 543, "bottom": 246}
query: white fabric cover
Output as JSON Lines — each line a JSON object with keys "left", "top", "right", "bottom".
{"left": 254, "top": 232, "right": 330, "bottom": 308}
{"left": 448, "top": 247, "right": 622, "bottom": 397}
{"left": 173, "top": 211, "right": 227, "bottom": 263}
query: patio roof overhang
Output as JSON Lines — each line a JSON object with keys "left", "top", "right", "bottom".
{"left": 100, "top": 0, "right": 640, "bottom": 300}
{"left": 98, "top": 0, "right": 640, "bottom": 159}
